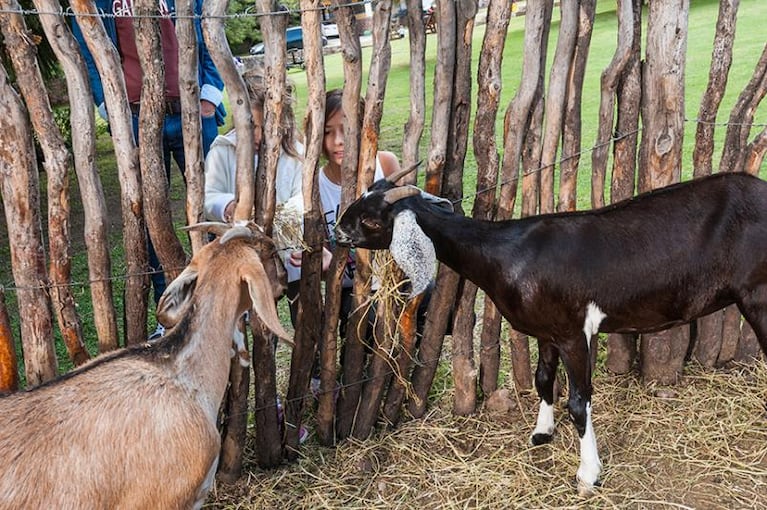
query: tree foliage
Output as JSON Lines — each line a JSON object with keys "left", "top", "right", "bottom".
{"left": 225, "top": 0, "right": 302, "bottom": 54}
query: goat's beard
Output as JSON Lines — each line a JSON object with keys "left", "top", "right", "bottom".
{"left": 390, "top": 210, "right": 436, "bottom": 297}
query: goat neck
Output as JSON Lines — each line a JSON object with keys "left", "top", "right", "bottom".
{"left": 157, "top": 231, "right": 290, "bottom": 421}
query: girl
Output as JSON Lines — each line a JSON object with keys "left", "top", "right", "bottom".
{"left": 204, "top": 63, "right": 305, "bottom": 323}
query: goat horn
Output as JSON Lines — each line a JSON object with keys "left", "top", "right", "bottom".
{"left": 183, "top": 221, "right": 230, "bottom": 238}
{"left": 385, "top": 160, "right": 422, "bottom": 184}
{"left": 219, "top": 223, "right": 256, "bottom": 245}
{"left": 383, "top": 185, "right": 421, "bottom": 205}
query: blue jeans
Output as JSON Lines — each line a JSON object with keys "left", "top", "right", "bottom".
{"left": 133, "top": 111, "right": 219, "bottom": 303}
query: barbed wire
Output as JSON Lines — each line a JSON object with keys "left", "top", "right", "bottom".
{"left": 0, "top": 0, "right": 377, "bottom": 21}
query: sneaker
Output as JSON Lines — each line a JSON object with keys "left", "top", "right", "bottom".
{"left": 148, "top": 324, "right": 165, "bottom": 341}
{"left": 310, "top": 377, "right": 321, "bottom": 399}
{"left": 277, "top": 397, "right": 309, "bottom": 444}
{"left": 298, "top": 425, "right": 310, "bottom": 444}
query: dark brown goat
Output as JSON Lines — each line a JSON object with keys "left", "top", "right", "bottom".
{"left": 334, "top": 169, "right": 767, "bottom": 495}
{"left": 0, "top": 221, "right": 290, "bottom": 509}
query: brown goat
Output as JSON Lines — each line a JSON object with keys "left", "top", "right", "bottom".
{"left": 0, "top": 221, "right": 289, "bottom": 509}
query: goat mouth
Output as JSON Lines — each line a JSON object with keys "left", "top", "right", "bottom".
{"left": 333, "top": 228, "right": 354, "bottom": 247}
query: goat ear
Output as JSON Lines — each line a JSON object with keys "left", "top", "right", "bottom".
{"left": 420, "top": 191, "right": 454, "bottom": 212}
{"left": 243, "top": 258, "right": 292, "bottom": 342}
{"left": 156, "top": 266, "right": 199, "bottom": 327}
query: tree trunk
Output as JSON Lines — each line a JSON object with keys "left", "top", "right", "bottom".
{"left": 558, "top": 0, "right": 595, "bottom": 213}
{"left": 716, "top": 42, "right": 767, "bottom": 364}
{"left": 692, "top": 0, "right": 739, "bottom": 177}
{"left": 452, "top": 281, "right": 478, "bottom": 416}
{"left": 316, "top": 252, "right": 345, "bottom": 445}
{"left": 479, "top": 300, "right": 503, "bottom": 394}
{"left": 71, "top": 0, "right": 148, "bottom": 347}
{"left": 339, "top": 0, "right": 396, "bottom": 438}
{"left": 3, "top": 0, "right": 90, "bottom": 366}
{"left": 744, "top": 127, "right": 767, "bottom": 174}
{"left": 718, "top": 42, "right": 767, "bottom": 174}
{"left": 408, "top": 267, "right": 461, "bottom": 418}
{"left": 135, "top": 0, "right": 187, "bottom": 291}
{"left": 400, "top": 0, "right": 428, "bottom": 178}
{"left": 446, "top": 0, "right": 477, "bottom": 416}
{"left": 497, "top": 0, "right": 552, "bottom": 393}
{"left": 251, "top": 322, "right": 283, "bottom": 469}
{"left": 606, "top": 0, "right": 642, "bottom": 374}
{"left": 382, "top": 293, "right": 424, "bottom": 426}
{"left": 285, "top": 0, "right": 326, "bottom": 457}
{"left": 638, "top": 0, "right": 690, "bottom": 384}
{"left": 353, "top": 299, "right": 396, "bottom": 438}
{"left": 175, "top": 0, "right": 205, "bottom": 254}
{"left": 0, "top": 290, "right": 19, "bottom": 393}
{"left": 592, "top": 0, "right": 633, "bottom": 209}
{"left": 0, "top": 65, "right": 57, "bottom": 386}
{"left": 540, "top": 0, "right": 578, "bottom": 214}
{"left": 34, "top": 0, "right": 118, "bottom": 353}
{"left": 689, "top": 1, "right": 739, "bottom": 368}
{"left": 473, "top": 0, "right": 512, "bottom": 397}
{"left": 217, "top": 322, "right": 250, "bottom": 482}
{"left": 330, "top": 0, "right": 364, "bottom": 440}
{"left": 424, "top": 0, "right": 456, "bottom": 193}
{"left": 716, "top": 304, "right": 742, "bottom": 366}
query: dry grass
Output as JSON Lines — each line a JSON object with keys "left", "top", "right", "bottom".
{"left": 204, "top": 357, "right": 767, "bottom": 509}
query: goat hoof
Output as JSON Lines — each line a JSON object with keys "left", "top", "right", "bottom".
{"left": 576, "top": 475, "right": 601, "bottom": 497}
{"left": 530, "top": 432, "right": 553, "bottom": 446}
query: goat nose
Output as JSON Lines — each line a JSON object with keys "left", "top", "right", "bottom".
{"left": 334, "top": 226, "right": 353, "bottom": 246}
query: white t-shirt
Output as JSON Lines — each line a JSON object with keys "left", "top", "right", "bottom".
{"left": 318, "top": 158, "right": 384, "bottom": 288}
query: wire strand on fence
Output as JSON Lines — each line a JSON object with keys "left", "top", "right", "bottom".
{"left": 0, "top": 0, "right": 378, "bottom": 21}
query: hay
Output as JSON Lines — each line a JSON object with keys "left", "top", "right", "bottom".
{"left": 204, "top": 359, "right": 767, "bottom": 509}
{"left": 272, "top": 197, "right": 307, "bottom": 255}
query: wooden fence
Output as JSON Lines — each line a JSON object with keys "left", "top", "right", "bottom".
{"left": 0, "top": 0, "right": 766, "bottom": 481}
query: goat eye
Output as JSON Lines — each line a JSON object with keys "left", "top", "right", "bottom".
{"left": 362, "top": 217, "right": 381, "bottom": 230}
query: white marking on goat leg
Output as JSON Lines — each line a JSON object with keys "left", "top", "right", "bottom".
{"left": 582, "top": 302, "right": 606, "bottom": 353}
{"left": 192, "top": 455, "right": 219, "bottom": 510}
{"left": 576, "top": 403, "right": 602, "bottom": 497}
{"left": 531, "top": 400, "right": 556, "bottom": 441}
{"left": 232, "top": 319, "right": 250, "bottom": 368}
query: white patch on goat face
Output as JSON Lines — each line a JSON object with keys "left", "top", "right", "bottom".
{"left": 390, "top": 210, "right": 436, "bottom": 297}
{"left": 576, "top": 403, "right": 602, "bottom": 496}
{"left": 532, "top": 400, "right": 555, "bottom": 439}
{"left": 582, "top": 302, "right": 606, "bottom": 352}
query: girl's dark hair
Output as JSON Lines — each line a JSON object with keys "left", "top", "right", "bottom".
{"left": 325, "top": 88, "right": 365, "bottom": 126}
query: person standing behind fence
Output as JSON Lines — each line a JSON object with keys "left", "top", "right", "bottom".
{"left": 71, "top": 0, "right": 227, "bottom": 340}
{"left": 204, "top": 63, "right": 330, "bottom": 327}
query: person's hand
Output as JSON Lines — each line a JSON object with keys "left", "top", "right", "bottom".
{"left": 289, "top": 247, "right": 333, "bottom": 272}
{"left": 223, "top": 201, "right": 235, "bottom": 223}
{"left": 289, "top": 251, "right": 302, "bottom": 267}
{"left": 321, "top": 246, "right": 332, "bottom": 272}
{"left": 200, "top": 99, "right": 216, "bottom": 117}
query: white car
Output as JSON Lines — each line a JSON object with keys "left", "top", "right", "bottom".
{"left": 321, "top": 22, "right": 339, "bottom": 39}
